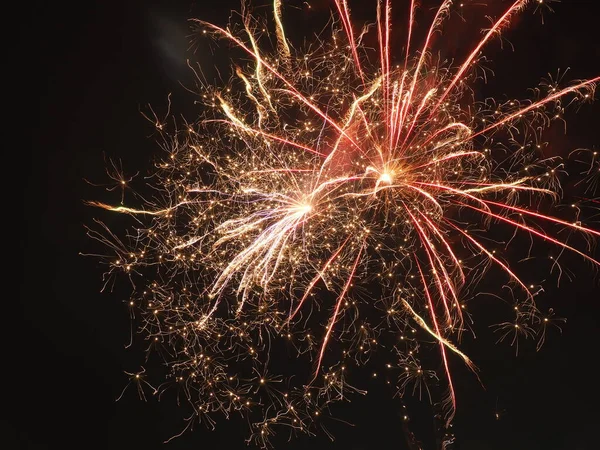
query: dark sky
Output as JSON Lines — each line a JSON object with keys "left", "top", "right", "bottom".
{"left": 21, "top": 1, "right": 599, "bottom": 449}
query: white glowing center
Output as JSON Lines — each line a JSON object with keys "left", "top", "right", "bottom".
{"left": 379, "top": 173, "right": 392, "bottom": 183}
{"left": 299, "top": 204, "right": 312, "bottom": 214}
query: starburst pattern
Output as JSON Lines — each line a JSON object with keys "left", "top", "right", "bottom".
{"left": 88, "top": 1, "right": 598, "bottom": 447}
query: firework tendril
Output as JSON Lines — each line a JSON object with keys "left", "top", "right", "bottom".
{"left": 88, "top": 0, "right": 599, "bottom": 447}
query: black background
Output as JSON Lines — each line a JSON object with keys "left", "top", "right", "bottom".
{"left": 20, "top": 1, "right": 599, "bottom": 449}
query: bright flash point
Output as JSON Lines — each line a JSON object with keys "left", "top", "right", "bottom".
{"left": 379, "top": 173, "right": 392, "bottom": 184}
{"left": 299, "top": 203, "right": 312, "bottom": 214}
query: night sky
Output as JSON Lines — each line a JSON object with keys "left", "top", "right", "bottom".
{"left": 21, "top": 1, "right": 599, "bottom": 449}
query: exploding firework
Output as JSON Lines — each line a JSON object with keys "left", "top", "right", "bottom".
{"left": 88, "top": 0, "right": 598, "bottom": 447}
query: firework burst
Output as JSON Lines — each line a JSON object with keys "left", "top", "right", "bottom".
{"left": 88, "top": 0, "right": 598, "bottom": 447}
